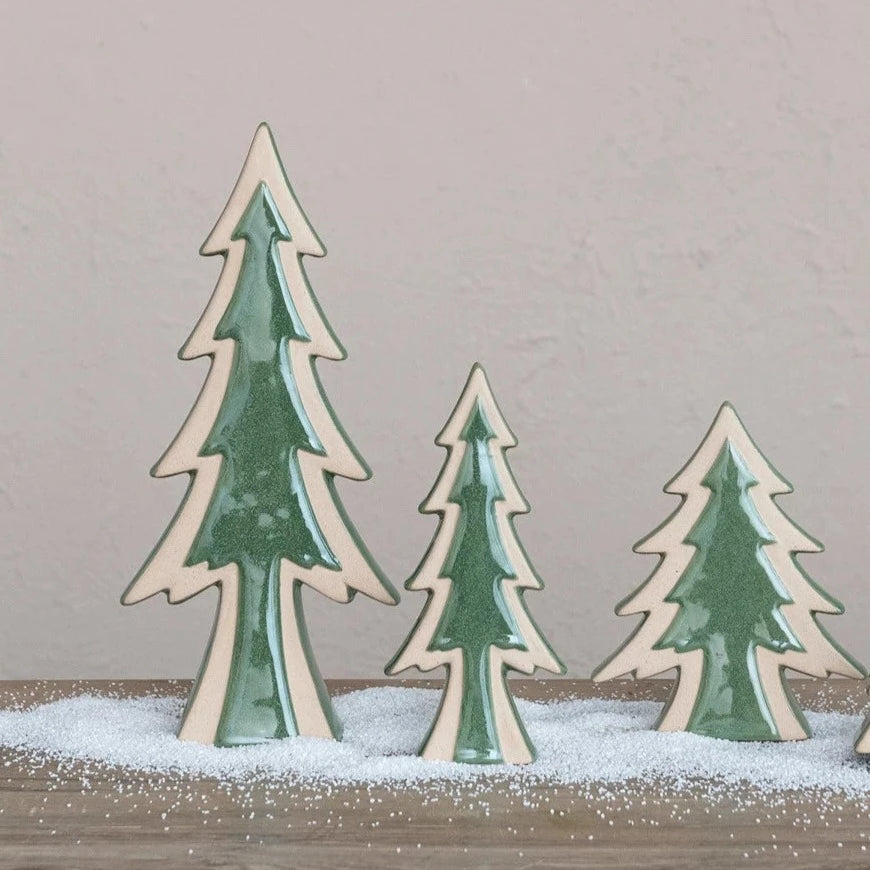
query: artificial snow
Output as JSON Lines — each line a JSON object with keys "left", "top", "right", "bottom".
{"left": 1, "top": 686, "right": 870, "bottom": 795}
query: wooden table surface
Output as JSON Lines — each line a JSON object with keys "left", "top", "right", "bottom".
{"left": 1, "top": 678, "right": 869, "bottom": 869}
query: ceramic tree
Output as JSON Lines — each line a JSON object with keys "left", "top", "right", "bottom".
{"left": 593, "top": 402, "right": 863, "bottom": 741}
{"left": 123, "top": 123, "right": 398, "bottom": 746}
{"left": 387, "top": 364, "right": 564, "bottom": 764}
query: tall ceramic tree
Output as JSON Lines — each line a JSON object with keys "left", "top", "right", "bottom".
{"left": 387, "top": 364, "right": 564, "bottom": 764}
{"left": 594, "top": 402, "right": 863, "bottom": 740}
{"left": 124, "top": 123, "right": 398, "bottom": 746}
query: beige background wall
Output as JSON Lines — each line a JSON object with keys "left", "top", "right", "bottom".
{"left": 2, "top": 1, "right": 870, "bottom": 680}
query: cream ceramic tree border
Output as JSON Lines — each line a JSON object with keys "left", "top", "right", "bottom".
{"left": 123, "top": 124, "right": 396, "bottom": 743}
{"left": 593, "top": 402, "right": 863, "bottom": 739}
{"left": 387, "top": 365, "right": 564, "bottom": 764}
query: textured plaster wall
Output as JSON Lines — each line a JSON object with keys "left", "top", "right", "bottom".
{"left": 2, "top": 1, "right": 870, "bottom": 680}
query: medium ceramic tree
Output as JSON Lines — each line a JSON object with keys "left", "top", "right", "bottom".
{"left": 123, "top": 123, "right": 398, "bottom": 746}
{"left": 387, "top": 364, "right": 564, "bottom": 764}
{"left": 594, "top": 402, "right": 862, "bottom": 740}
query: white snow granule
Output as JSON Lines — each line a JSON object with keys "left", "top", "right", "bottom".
{"left": 1, "top": 686, "right": 869, "bottom": 795}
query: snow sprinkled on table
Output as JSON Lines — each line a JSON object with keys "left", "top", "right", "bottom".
{"left": 2, "top": 686, "right": 870, "bottom": 796}
{"left": 4, "top": 680, "right": 870, "bottom": 866}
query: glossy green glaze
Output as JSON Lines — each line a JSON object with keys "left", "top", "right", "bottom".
{"left": 186, "top": 182, "right": 339, "bottom": 745}
{"left": 428, "top": 400, "right": 527, "bottom": 763}
{"left": 387, "top": 364, "right": 563, "bottom": 764}
{"left": 213, "top": 557, "right": 294, "bottom": 745}
{"left": 655, "top": 441, "right": 802, "bottom": 740}
{"left": 594, "top": 402, "right": 863, "bottom": 742}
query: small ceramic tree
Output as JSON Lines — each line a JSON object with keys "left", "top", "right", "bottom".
{"left": 123, "top": 123, "right": 398, "bottom": 746}
{"left": 594, "top": 402, "right": 863, "bottom": 740}
{"left": 387, "top": 364, "right": 564, "bottom": 764}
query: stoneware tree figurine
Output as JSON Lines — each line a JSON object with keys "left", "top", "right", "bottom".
{"left": 594, "top": 402, "right": 863, "bottom": 741}
{"left": 123, "top": 123, "right": 398, "bottom": 746}
{"left": 387, "top": 364, "right": 564, "bottom": 764}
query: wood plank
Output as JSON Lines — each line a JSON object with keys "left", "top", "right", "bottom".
{"left": 0, "top": 679, "right": 868, "bottom": 869}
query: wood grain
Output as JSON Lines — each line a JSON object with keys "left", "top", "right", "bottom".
{"left": 1, "top": 678, "right": 869, "bottom": 869}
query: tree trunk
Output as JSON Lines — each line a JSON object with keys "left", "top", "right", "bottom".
{"left": 453, "top": 645, "right": 504, "bottom": 763}
{"left": 276, "top": 576, "right": 342, "bottom": 740}
{"left": 688, "top": 635, "right": 779, "bottom": 740}
{"left": 487, "top": 652, "right": 535, "bottom": 764}
{"left": 214, "top": 555, "right": 296, "bottom": 746}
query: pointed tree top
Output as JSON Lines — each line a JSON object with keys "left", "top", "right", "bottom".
{"left": 703, "top": 439, "right": 760, "bottom": 492}
{"left": 231, "top": 182, "right": 292, "bottom": 243}
{"left": 202, "top": 123, "right": 325, "bottom": 257}
{"left": 695, "top": 441, "right": 777, "bottom": 546}
{"left": 665, "top": 402, "right": 792, "bottom": 497}
{"left": 422, "top": 364, "right": 528, "bottom": 516}
{"left": 436, "top": 364, "right": 517, "bottom": 449}
{"left": 460, "top": 398, "right": 498, "bottom": 443}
